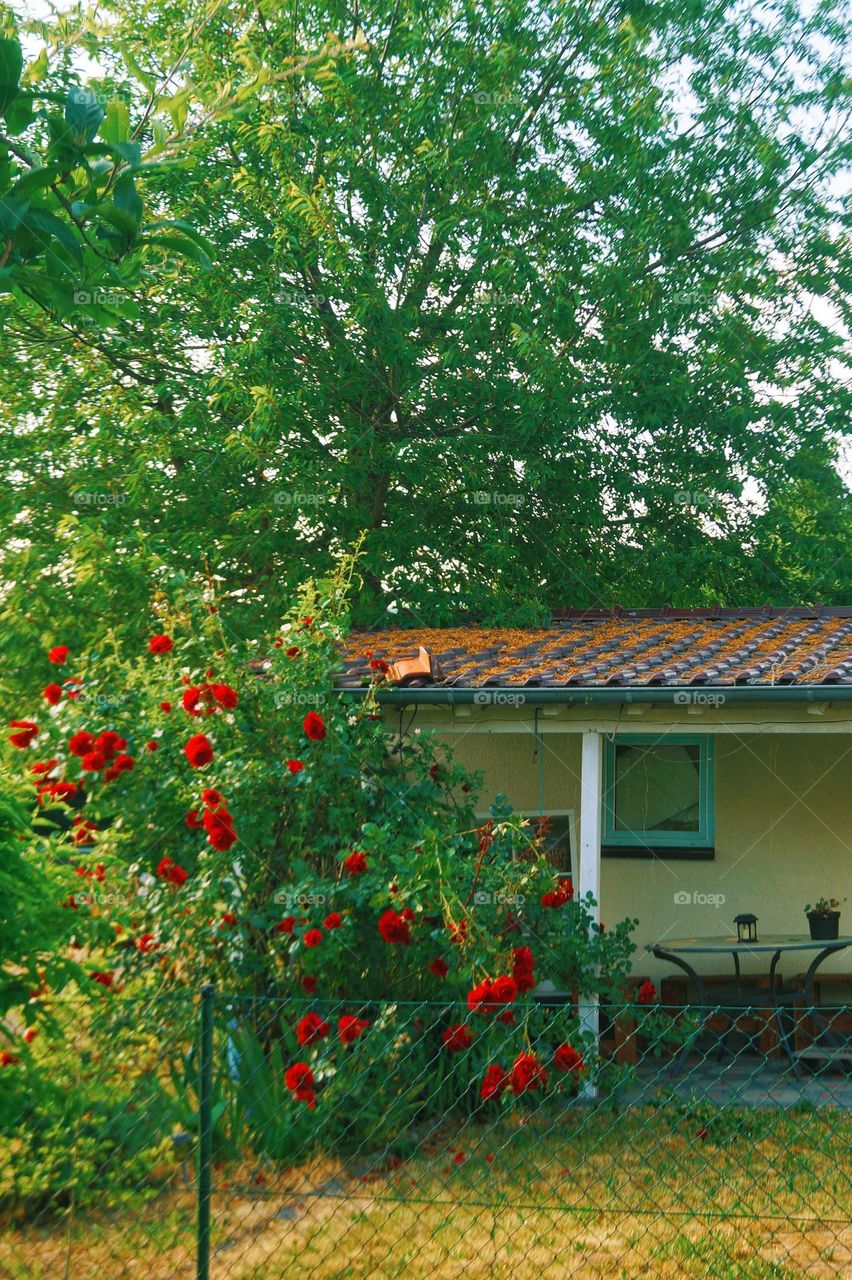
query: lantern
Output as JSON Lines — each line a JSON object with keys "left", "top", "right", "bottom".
{"left": 734, "top": 913, "right": 758, "bottom": 943}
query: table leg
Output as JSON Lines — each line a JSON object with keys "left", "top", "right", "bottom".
{"left": 768, "top": 950, "right": 802, "bottom": 1080}
{"left": 803, "top": 947, "right": 851, "bottom": 1061}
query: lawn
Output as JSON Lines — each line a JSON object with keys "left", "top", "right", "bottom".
{"left": 2, "top": 1104, "right": 849, "bottom": 1280}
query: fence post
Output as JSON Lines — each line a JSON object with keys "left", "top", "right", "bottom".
{"left": 197, "top": 983, "right": 216, "bottom": 1280}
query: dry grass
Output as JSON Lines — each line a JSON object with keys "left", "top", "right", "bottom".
{"left": 1, "top": 1106, "right": 849, "bottom": 1280}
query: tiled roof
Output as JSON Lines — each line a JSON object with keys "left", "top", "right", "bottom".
{"left": 339, "top": 608, "right": 852, "bottom": 689}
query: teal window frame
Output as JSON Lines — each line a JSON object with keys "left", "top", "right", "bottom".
{"left": 602, "top": 734, "right": 715, "bottom": 850}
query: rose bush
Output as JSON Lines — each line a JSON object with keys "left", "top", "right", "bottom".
{"left": 3, "top": 558, "right": 677, "bottom": 1165}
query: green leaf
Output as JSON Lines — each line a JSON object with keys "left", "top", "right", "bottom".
{"left": 0, "top": 196, "right": 28, "bottom": 235}
{"left": 112, "top": 172, "right": 143, "bottom": 229}
{"left": 8, "top": 164, "right": 64, "bottom": 200}
{"left": 23, "top": 209, "right": 83, "bottom": 262}
{"left": 3, "top": 88, "right": 35, "bottom": 134}
{"left": 0, "top": 36, "right": 23, "bottom": 116}
{"left": 140, "top": 231, "right": 211, "bottom": 268}
{"left": 100, "top": 97, "right": 131, "bottom": 145}
{"left": 22, "top": 46, "right": 49, "bottom": 86}
{"left": 65, "top": 87, "right": 105, "bottom": 145}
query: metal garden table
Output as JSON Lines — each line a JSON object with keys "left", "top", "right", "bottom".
{"left": 646, "top": 934, "right": 852, "bottom": 1077}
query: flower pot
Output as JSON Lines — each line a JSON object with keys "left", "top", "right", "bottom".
{"left": 807, "top": 911, "right": 840, "bottom": 941}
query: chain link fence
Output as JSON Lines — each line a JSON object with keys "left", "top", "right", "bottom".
{"left": 1, "top": 989, "right": 850, "bottom": 1278}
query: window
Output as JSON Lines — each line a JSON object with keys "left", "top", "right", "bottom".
{"left": 602, "top": 734, "right": 714, "bottom": 859}
{"left": 475, "top": 809, "right": 577, "bottom": 880}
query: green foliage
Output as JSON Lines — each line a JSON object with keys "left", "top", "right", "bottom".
{"left": 0, "top": 786, "right": 83, "bottom": 1020}
{"left": 0, "top": 10, "right": 207, "bottom": 332}
{"left": 0, "top": 0, "right": 850, "bottom": 678}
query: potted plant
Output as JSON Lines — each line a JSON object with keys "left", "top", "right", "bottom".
{"left": 804, "top": 897, "right": 844, "bottom": 941}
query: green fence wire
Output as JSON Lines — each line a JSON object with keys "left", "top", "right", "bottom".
{"left": 1, "top": 990, "right": 850, "bottom": 1279}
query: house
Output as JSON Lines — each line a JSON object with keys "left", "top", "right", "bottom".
{"left": 339, "top": 607, "right": 852, "bottom": 989}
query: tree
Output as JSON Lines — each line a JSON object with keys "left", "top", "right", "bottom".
{"left": 1, "top": 0, "right": 850, "bottom": 692}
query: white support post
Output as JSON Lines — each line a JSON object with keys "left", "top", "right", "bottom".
{"left": 579, "top": 731, "right": 602, "bottom": 1096}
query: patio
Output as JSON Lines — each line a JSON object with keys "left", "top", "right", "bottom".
{"left": 626, "top": 1051, "right": 852, "bottom": 1110}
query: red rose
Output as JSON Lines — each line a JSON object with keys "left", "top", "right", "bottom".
{"left": 136, "top": 933, "right": 157, "bottom": 953}
{"left": 512, "top": 946, "right": 536, "bottom": 993}
{"left": 22, "top": 1028, "right": 37, "bottom": 1044}
{"left": 541, "top": 877, "right": 573, "bottom": 909}
{"left": 114, "top": 753, "right": 135, "bottom": 772}
{"left": 429, "top": 958, "right": 449, "bottom": 978}
{"left": 184, "top": 734, "right": 214, "bottom": 767}
{"left": 182, "top": 686, "right": 203, "bottom": 716}
{"left": 204, "top": 808, "right": 237, "bottom": 851}
{"left": 467, "top": 979, "right": 494, "bottom": 1014}
{"left": 219, "top": 912, "right": 237, "bottom": 928}
{"left": 303, "top": 711, "right": 326, "bottom": 741}
{"left": 303, "top": 928, "right": 323, "bottom": 948}
{"left": 442, "top": 1024, "right": 473, "bottom": 1053}
{"left": 274, "top": 916, "right": 296, "bottom": 935}
{"left": 41, "top": 781, "right": 77, "bottom": 804}
{"left": 68, "top": 731, "right": 95, "bottom": 757}
{"left": 148, "top": 634, "right": 173, "bottom": 654}
{"left": 81, "top": 751, "right": 107, "bottom": 771}
{"left": 323, "top": 912, "right": 342, "bottom": 930}
{"left": 160, "top": 701, "right": 173, "bottom": 713}
{"left": 284, "top": 1062, "right": 316, "bottom": 1107}
{"left": 1, "top": 1051, "right": 21, "bottom": 1066}
{"left": 48, "top": 645, "right": 69, "bottom": 665}
{"left": 480, "top": 1064, "right": 507, "bottom": 1100}
{"left": 157, "top": 856, "right": 188, "bottom": 887}
{"left": 146, "top": 740, "right": 158, "bottom": 752}
{"left": 338, "top": 1015, "right": 369, "bottom": 1044}
{"left": 510, "top": 1052, "right": 547, "bottom": 1095}
{"left": 8, "top": 720, "right": 39, "bottom": 749}
{"left": 378, "top": 908, "right": 411, "bottom": 946}
{"left": 185, "top": 809, "right": 204, "bottom": 830}
{"left": 91, "top": 971, "right": 114, "bottom": 989}
{"left": 96, "top": 731, "right": 125, "bottom": 760}
{"left": 202, "top": 788, "right": 224, "bottom": 808}
{"left": 638, "top": 981, "right": 656, "bottom": 1005}
{"left": 301, "top": 975, "right": 317, "bottom": 994}
{"left": 297, "top": 1013, "right": 330, "bottom": 1045}
{"left": 554, "top": 1044, "right": 584, "bottom": 1075}
{"left": 286, "top": 646, "right": 300, "bottom": 657}
{"left": 211, "top": 683, "right": 238, "bottom": 709}
{"left": 286, "top": 759, "right": 304, "bottom": 775}
{"left": 489, "top": 975, "right": 518, "bottom": 1005}
{"left": 42, "top": 684, "right": 62, "bottom": 706}
{"left": 343, "top": 851, "right": 367, "bottom": 875}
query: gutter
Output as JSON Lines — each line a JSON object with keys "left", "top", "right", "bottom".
{"left": 340, "top": 685, "right": 852, "bottom": 706}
